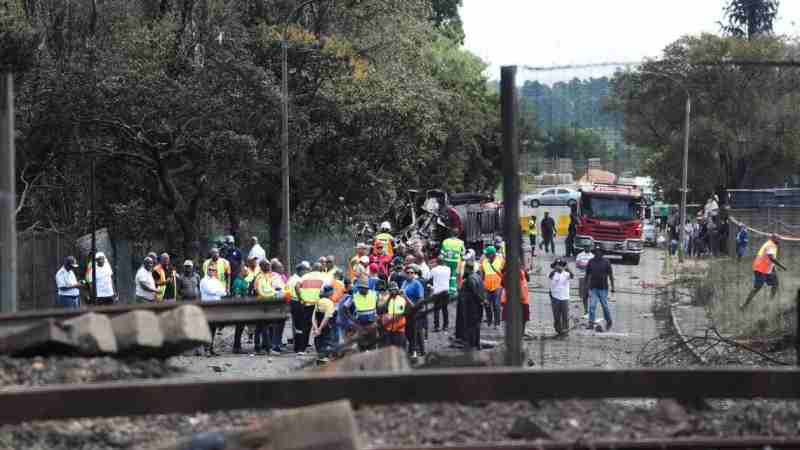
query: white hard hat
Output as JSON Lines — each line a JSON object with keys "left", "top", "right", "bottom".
{"left": 95, "top": 252, "right": 106, "bottom": 260}
{"left": 380, "top": 221, "right": 391, "bottom": 231}
{"left": 183, "top": 260, "right": 194, "bottom": 267}
{"left": 360, "top": 256, "right": 370, "bottom": 264}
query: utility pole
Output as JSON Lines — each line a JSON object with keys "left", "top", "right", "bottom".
{"left": 0, "top": 72, "right": 17, "bottom": 312}
{"left": 90, "top": 159, "right": 97, "bottom": 303}
{"left": 679, "top": 95, "right": 691, "bottom": 263}
{"left": 281, "top": 37, "right": 291, "bottom": 269}
{"left": 501, "top": 66, "right": 523, "bottom": 367}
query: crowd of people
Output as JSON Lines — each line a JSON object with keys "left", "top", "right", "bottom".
{"left": 54, "top": 223, "right": 547, "bottom": 361}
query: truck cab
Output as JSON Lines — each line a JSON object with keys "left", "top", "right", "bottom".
{"left": 575, "top": 183, "right": 645, "bottom": 265}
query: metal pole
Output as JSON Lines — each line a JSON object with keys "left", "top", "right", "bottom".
{"left": 501, "top": 66, "right": 523, "bottom": 367}
{"left": 0, "top": 73, "right": 17, "bottom": 312}
{"left": 90, "top": 159, "right": 97, "bottom": 303}
{"left": 678, "top": 95, "right": 691, "bottom": 263}
{"left": 281, "top": 37, "right": 291, "bottom": 268}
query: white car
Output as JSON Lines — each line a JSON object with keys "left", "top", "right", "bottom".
{"left": 526, "top": 187, "right": 580, "bottom": 208}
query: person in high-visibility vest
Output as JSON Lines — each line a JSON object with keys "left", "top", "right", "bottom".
{"left": 203, "top": 248, "right": 231, "bottom": 295}
{"left": 441, "top": 228, "right": 465, "bottom": 342}
{"left": 352, "top": 280, "right": 378, "bottom": 351}
{"left": 153, "top": 253, "right": 176, "bottom": 302}
{"left": 501, "top": 268, "right": 530, "bottom": 326}
{"left": 374, "top": 222, "right": 395, "bottom": 258}
{"left": 380, "top": 281, "right": 407, "bottom": 349}
{"left": 528, "top": 216, "right": 538, "bottom": 257}
{"left": 349, "top": 243, "right": 369, "bottom": 281}
{"left": 741, "top": 234, "right": 787, "bottom": 309}
{"left": 480, "top": 246, "right": 505, "bottom": 328}
{"left": 294, "top": 262, "right": 328, "bottom": 355}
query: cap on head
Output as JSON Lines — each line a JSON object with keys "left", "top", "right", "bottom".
{"left": 380, "top": 221, "right": 391, "bottom": 231}
{"left": 65, "top": 256, "right": 79, "bottom": 268}
{"left": 312, "top": 262, "right": 323, "bottom": 272}
{"left": 183, "top": 260, "right": 194, "bottom": 267}
{"left": 225, "top": 235, "right": 235, "bottom": 244}
{"left": 143, "top": 256, "right": 154, "bottom": 265}
{"left": 484, "top": 246, "right": 497, "bottom": 255}
{"left": 357, "top": 242, "right": 368, "bottom": 250}
{"left": 251, "top": 236, "right": 258, "bottom": 243}
{"left": 388, "top": 281, "right": 400, "bottom": 291}
{"left": 359, "top": 256, "right": 370, "bottom": 264}
{"left": 210, "top": 247, "right": 220, "bottom": 254}
{"left": 494, "top": 236, "right": 503, "bottom": 244}
{"left": 95, "top": 252, "right": 106, "bottom": 260}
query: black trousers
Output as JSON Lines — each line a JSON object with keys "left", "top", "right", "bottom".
{"left": 432, "top": 291, "right": 450, "bottom": 330}
{"left": 405, "top": 315, "right": 425, "bottom": 354}
{"left": 464, "top": 315, "right": 481, "bottom": 350}
{"left": 294, "top": 304, "right": 315, "bottom": 353}
{"left": 541, "top": 235, "right": 555, "bottom": 253}
{"left": 550, "top": 295, "right": 570, "bottom": 334}
{"left": 383, "top": 331, "right": 407, "bottom": 349}
{"left": 455, "top": 296, "right": 465, "bottom": 340}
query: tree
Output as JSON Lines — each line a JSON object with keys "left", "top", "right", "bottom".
{"left": 721, "top": 0, "right": 780, "bottom": 40}
{"left": 608, "top": 33, "right": 800, "bottom": 203}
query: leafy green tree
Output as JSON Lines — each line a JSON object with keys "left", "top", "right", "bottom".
{"left": 609, "top": 33, "right": 800, "bottom": 203}
{"left": 721, "top": 0, "right": 780, "bottom": 40}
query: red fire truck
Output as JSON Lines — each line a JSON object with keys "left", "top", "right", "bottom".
{"left": 575, "top": 183, "right": 646, "bottom": 265}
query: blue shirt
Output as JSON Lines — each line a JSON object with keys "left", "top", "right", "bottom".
{"left": 402, "top": 279, "right": 424, "bottom": 306}
{"left": 368, "top": 276, "right": 381, "bottom": 291}
{"left": 336, "top": 295, "right": 354, "bottom": 328}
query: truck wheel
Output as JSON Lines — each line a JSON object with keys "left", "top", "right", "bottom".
{"left": 531, "top": 199, "right": 540, "bottom": 208}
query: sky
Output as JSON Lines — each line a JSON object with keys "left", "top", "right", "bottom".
{"left": 461, "top": 0, "right": 800, "bottom": 83}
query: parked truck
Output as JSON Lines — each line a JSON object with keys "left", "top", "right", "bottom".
{"left": 575, "top": 183, "right": 647, "bottom": 265}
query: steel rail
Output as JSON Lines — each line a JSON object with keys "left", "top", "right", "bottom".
{"left": 374, "top": 437, "right": 800, "bottom": 450}
{"left": 1, "top": 368, "right": 800, "bottom": 424}
{"left": 0, "top": 299, "right": 289, "bottom": 337}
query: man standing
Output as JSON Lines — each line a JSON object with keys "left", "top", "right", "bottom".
{"left": 351, "top": 280, "right": 379, "bottom": 351}
{"left": 736, "top": 225, "right": 749, "bottom": 262}
{"left": 441, "top": 228, "right": 465, "bottom": 341}
{"left": 326, "top": 255, "right": 343, "bottom": 279}
{"left": 741, "top": 234, "right": 787, "bottom": 309}
{"left": 381, "top": 282, "right": 408, "bottom": 349}
{"left": 549, "top": 258, "right": 573, "bottom": 336}
{"left": 585, "top": 248, "right": 615, "bottom": 330}
{"left": 154, "top": 253, "right": 176, "bottom": 302}
{"left": 200, "top": 265, "right": 227, "bottom": 356}
{"left": 429, "top": 257, "right": 451, "bottom": 332}
{"left": 86, "top": 252, "right": 115, "bottom": 305}
{"left": 402, "top": 265, "right": 426, "bottom": 357}
{"left": 565, "top": 213, "right": 577, "bottom": 258}
{"left": 349, "top": 243, "right": 369, "bottom": 281}
{"left": 56, "top": 256, "right": 82, "bottom": 309}
{"left": 479, "top": 246, "right": 504, "bottom": 328}
{"left": 221, "top": 235, "right": 243, "bottom": 281}
{"left": 203, "top": 248, "right": 231, "bottom": 295}
{"left": 575, "top": 244, "right": 593, "bottom": 315}
{"left": 286, "top": 261, "right": 310, "bottom": 353}
{"left": 375, "top": 222, "right": 395, "bottom": 258}
{"left": 540, "top": 211, "right": 556, "bottom": 254}
{"left": 295, "top": 262, "right": 328, "bottom": 355}
{"left": 176, "top": 260, "right": 200, "bottom": 301}
{"left": 248, "top": 236, "right": 266, "bottom": 263}
{"left": 459, "top": 260, "right": 486, "bottom": 351}
{"left": 135, "top": 257, "right": 158, "bottom": 304}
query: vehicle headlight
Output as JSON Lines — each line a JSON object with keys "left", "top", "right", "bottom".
{"left": 627, "top": 240, "right": 643, "bottom": 250}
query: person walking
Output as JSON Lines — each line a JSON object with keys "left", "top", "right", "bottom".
{"left": 585, "top": 248, "right": 615, "bottom": 330}
{"left": 549, "top": 258, "right": 573, "bottom": 336}
{"left": 176, "top": 260, "right": 201, "bottom": 301}
{"left": 479, "top": 246, "right": 504, "bottom": 328}
{"left": 200, "top": 264, "right": 227, "bottom": 356}
{"left": 741, "top": 234, "right": 787, "bottom": 309}
{"left": 429, "top": 257, "right": 451, "bottom": 332}
{"left": 540, "top": 212, "right": 556, "bottom": 254}
{"left": 135, "top": 257, "right": 158, "bottom": 304}
{"left": 528, "top": 216, "right": 538, "bottom": 257}
{"left": 459, "top": 260, "right": 486, "bottom": 351}
{"left": 736, "top": 225, "right": 749, "bottom": 262}
{"left": 56, "top": 256, "right": 83, "bottom": 309}
{"left": 86, "top": 252, "right": 115, "bottom": 305}
{"left": 574, "top": 244, "right": 593, "bottom": 315}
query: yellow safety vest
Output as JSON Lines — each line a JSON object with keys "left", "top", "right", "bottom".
{"left": 254, "top": 272, "right": 277, "bottom": 301}
{"left": 384, "top": 296, "right": 407, "bottom": 332}
{"left": 202, "top": 258, "right": 230, "bottom": 284}
{"left": 353, "top": 291, "right": 378, "bottom": 316}
{"left": 298, "top": 271, "right": 326, "bottom": 305}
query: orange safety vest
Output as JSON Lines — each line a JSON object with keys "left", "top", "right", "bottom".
{"left": 331, "top": 279, "right": 345, "bottom": 304}
{"left": 501, "top": 269, "right": 530, "bottom": 305}
{"left": 481, "top": 256, "right": 504, "bottom": 292}
{"left": 382, "top": 295, "right": 407, "bottom": 332}
{"left": 752, "top": 240, "right": 778, "bottom": 274}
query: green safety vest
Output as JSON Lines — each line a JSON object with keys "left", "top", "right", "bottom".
{"left": 440, "top": 238, "right": 465, "bottom": 263}
{"left": 353, "top": 291, "right": 378, "bottom": 316}
{"left": 298, "top": 271, "right": 326, "bottom": 305}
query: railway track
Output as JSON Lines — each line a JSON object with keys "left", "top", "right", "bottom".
{"left": 373, "top": 438, "right": 800, "bottom": 450}
{"left": 1, "top": 367, "right": 799, "bottom": 424}
{"left": 0, "top": 299, "right": 288, "bottom": 337}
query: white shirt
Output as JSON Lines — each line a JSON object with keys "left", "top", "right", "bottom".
{"left": 418, "top": 262, "right": 431, "bottom": 281}
{"left": 550, "top": 271, "right": 571, "bottom": 301}
{"left": 93, "top": 263, "right": 115, "bottom": 298}
{"left": 55, "top": 267, "right": 80, "bottom": 297}
{"left": 135, "top": 266, "right": 156, "bottom": 300}
{"left": 430, "top": 265, "right": 451, "bottom": 295}
{"left": 575, "top": 252, "right": 593, "bottom": 275}
{"left": 200, "top": 276, "right": 227, "bottom": 301}
{"left": 248, "top": 244, "right": 266, "bottom": 263}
